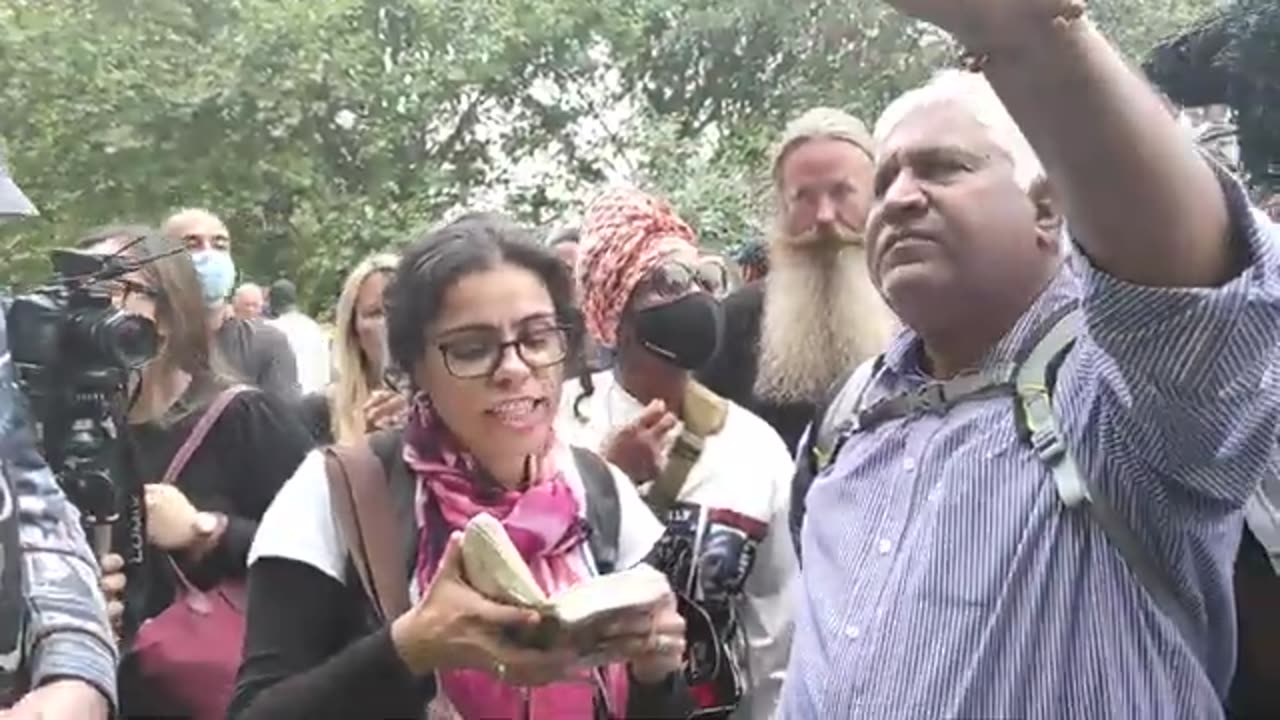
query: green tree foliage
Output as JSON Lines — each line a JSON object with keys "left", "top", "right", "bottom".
{"left": 1146, "top": 0, "right": 1280, "bottom": 192}
{"left": 0, "top": 0, "right": 1219, "bottom": 312}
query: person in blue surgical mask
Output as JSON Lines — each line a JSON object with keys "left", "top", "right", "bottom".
{"left": 160, "top": 209, "right": 300, "bottom": 402}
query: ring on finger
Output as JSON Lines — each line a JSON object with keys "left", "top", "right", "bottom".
{"left": 494, "top": 661, "right": 506, "bottom": 680}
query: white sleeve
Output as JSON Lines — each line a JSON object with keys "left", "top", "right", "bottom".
{"left": 612, "top": 463, "right": 664, "bottom": 569}
{"left": 737, "top": 442, "right": 798, "bottom": 720}
{"left": 248, "top": 449, "right": 348, "bottom": 583}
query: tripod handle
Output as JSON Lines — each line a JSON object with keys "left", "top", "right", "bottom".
{"left": 91, "top": 523, "right": 113, "bottom": 558}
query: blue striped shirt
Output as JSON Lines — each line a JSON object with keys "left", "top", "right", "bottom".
{"left": 782, "top": 182, "right": 1280, "bottom": 719}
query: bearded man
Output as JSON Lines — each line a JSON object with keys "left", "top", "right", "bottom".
{"left": 698, "top": 109, "right": 896, "bottom": 452}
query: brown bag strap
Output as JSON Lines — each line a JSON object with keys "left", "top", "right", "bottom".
{"left": 161, "top": 385, "right": 253, "bottom": 486}
{"left": 324, "top": 442, "right": 411, "bottom": 622}
{"left": 647, "top": 382, "right": 728, "bottom": 515}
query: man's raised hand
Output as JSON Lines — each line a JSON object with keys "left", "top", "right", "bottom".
{"left": 878, "top": 0, "right": 1087, "bottom": 54}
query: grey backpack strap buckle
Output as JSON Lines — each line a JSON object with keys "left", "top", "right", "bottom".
{"left": 1028, "top": 425, "right": 1069, "bottom": 466}
{"left": 907, "top": 382, "right": 948, "bottom": 413}
{"left": 856, "top": 371, "right": 1015, "bottom": 432}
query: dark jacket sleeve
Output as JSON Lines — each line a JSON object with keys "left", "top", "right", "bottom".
{"left": 223, "top": 391, "right": 312, "bottom": 567}
{"left": 697, "top": 282, "right": 763, "bottom": 407}
{"left": 229, "top": 557, "right": 432, "bottom": 720}
{"left": 296, "top": 390, "right": 335, "bottom": 445}
{"left": 187, "top": 391, "right": 312, "bottom": 584}
{"left": 254, "top": 323, "right": 302, "bottom": 403}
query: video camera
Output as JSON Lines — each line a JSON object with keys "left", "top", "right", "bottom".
{"left": 6, "top": 246, "right": 159, "bottom": 581}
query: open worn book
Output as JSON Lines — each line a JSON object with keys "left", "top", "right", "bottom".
{"left": 461, "top": 512, "right": 669, "bottom": 650}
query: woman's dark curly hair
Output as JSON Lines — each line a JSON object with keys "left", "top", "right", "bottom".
{"left": 384, "top": 212, "right": 589, "bottom": 397}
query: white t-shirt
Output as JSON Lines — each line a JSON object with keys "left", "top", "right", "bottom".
{"left": 249, "top": 443, "right": 665, "bottom": 587}
{"left": 268, "top": 311, "right": 331, "bottom": 395}
{"left": 558, "top": 372, "right": 798, "bottom": 720}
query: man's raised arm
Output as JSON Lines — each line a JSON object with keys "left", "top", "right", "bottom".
{"left": 882, "top": 0, "right": 1235, "bottom": 287}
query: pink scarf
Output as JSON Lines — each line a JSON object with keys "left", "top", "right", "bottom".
{"left": 403, "top": 396, "right": 629, "bottom": 719}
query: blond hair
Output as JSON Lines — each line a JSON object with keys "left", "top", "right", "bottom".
{"left": 330, "top": 252, "right": 399, "bottom": 444}
{"left": 875, "top": 70, "right": 1045, "bottom": 190}
{"left": 771, "top": 107, "right": 874, "bottom": 190}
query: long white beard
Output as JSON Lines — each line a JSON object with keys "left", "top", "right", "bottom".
{"left": 754, "top": 241, "right": 897, "bottom": 405}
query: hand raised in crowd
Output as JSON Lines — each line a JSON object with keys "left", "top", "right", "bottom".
{"left": 143, "top": 484, "right": 216, "bottom": 551}
{"left": 99, "top": 553, "right": 126, "bottom": 641}
{"left": 603, "top": 400, "right": 679, "bottom": 484}
{"left": 879, "top": 0, "right": 1086, "bottom": 50}
{"left": 363, "top": 389, "right": 409, "bottom": 433}
{"left": 390, "top": 533, "right": 581, "bottom": 686}
{"left": 0, "top": 679, "right": 109, "bottom": 720}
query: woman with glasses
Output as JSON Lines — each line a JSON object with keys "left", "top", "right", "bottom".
{"left": 296, "top": 253, "right": 407, "bottom": 445}
{"left": 559, "top": 189, "right": 798, "bottom": 720}
{"left": 232, "top": 213, "right": 692, "bottom": 720}
{"left": 79, "top": 227, "right": 313, "bottom": 719}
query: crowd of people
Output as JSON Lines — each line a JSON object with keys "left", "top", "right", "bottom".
{"left": 2, "top": 1, "right": 1280, "bottom": 719}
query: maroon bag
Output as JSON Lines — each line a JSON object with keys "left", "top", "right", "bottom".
{"left": 129, "top": 385, "right": 251, "bottom": 720}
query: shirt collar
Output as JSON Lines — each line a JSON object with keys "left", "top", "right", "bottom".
{"left": 879, "top": 262, "right": 1082, "bottom": 381}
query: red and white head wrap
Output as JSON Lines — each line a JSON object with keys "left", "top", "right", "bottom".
{"left": 577, "top": 187, "right": 698, "bottom": 347}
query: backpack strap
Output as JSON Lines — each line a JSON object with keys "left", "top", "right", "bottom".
{"left": 1013, "top": 306, "right": 1199, "bottom": 648}
{"left": 811, "top": 358, "right": 882, "bottom": 473}
{"left": 789, "top": 359, "right": 879, "bottom": 564}
{"left": 324, "top": 438, "right": 411, "bottom": 622}
{"left": 572, "top": 446, "right": 620, "bottom": 576}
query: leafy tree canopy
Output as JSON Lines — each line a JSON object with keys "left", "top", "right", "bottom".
{"left": 0, "top": 0, "right": 1218, "bottom": 314}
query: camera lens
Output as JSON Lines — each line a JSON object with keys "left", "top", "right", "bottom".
{"left": 96, "top": 310, "right": 158, "bottom": 369}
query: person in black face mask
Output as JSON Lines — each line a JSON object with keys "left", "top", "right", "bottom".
{"left": 559, "top": 188, "right": 798, "bottom": 720}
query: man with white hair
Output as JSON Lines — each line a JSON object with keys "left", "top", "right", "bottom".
{"left": 162, "top": 209, "right": 299, "bottom": 401}
{"left": 232, "top": 283, "right": 265, "bottom": 320}
{"left": 698, "top": 107, "right": 897, "bottom": 452}
{"left": 784, "top": 1, "right": 1280, "bottom": 717}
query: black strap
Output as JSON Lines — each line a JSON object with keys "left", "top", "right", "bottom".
{"left": 572, "top": 446, "right": 620, "bottom": 576}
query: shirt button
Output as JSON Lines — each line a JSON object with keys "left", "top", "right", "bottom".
{"left": 844, "top": 625, "right": 862, "bottom": 640}
{"left": 877, "top": 538, "right": 893, "bottom": 554}
{"left": 903, "top": 457, "right": 917, "bottom": 472}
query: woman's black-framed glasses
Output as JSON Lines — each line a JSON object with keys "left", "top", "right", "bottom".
{"left": 436, "top": 324, "right": 571, "bottom": 379}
